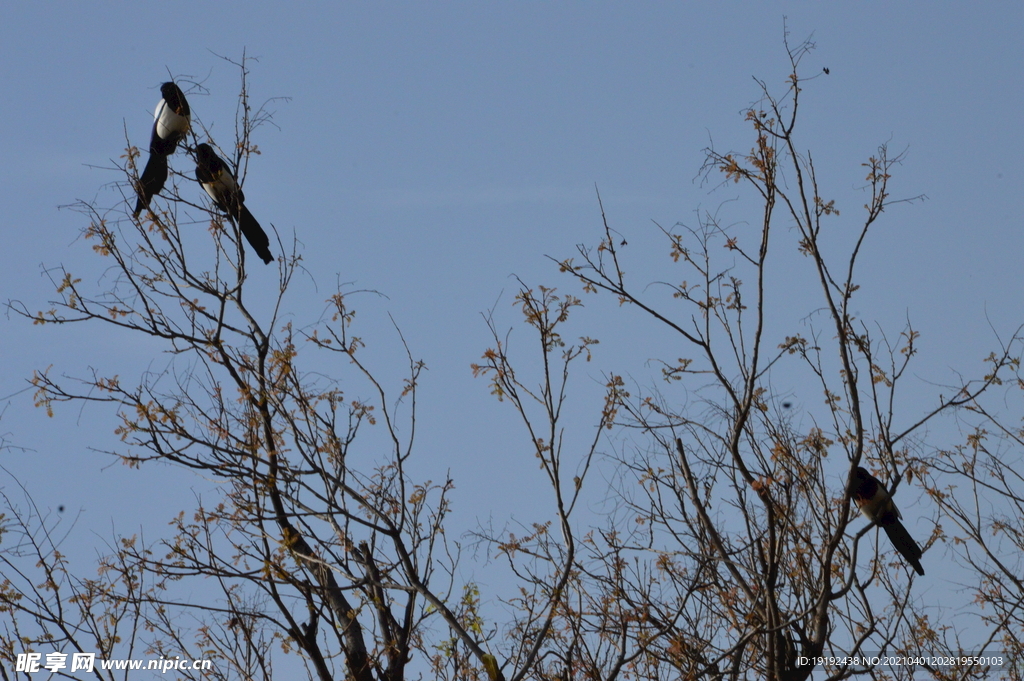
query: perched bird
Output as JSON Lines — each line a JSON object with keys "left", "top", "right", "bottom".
{"left": 195, "top": 143, "right": 274, "bottom": 265}
{"left": 850, "top": 466, "right": 925, "bottom": 576}
{"left": 134, "top": 82, "right": 191, "bottom": 216}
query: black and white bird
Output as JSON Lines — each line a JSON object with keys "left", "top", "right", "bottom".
{"left": 850, "top": 466, "right": 925, "bottom": 576}
{"left": 194, "top": 143, "right": 274, "bottom": 265}
{"left": 134, "top": 82, "right": 191, "bottom": 217}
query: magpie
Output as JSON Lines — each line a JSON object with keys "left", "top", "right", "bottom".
{"left": 134, "top": 82, "right": 191, "bottom": 217}
{"left": 850, "top": 466, "right": 925, "bottom": 575}
{"left": 195, "top": 143, "right": 274, "bottom": 265}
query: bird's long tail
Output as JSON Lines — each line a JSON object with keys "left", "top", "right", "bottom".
{"left": 134, "top": 153, "right": 169, "bottom": 217}
{"left": 883, "top": 520, "right": 925, "bottom": 576}
{"left": 239, "top": 205, "right": 274, "bottom": 265}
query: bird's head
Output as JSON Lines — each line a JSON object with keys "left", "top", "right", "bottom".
{"left": 196, "top": 143, "right": 217, "bottom": 165}
{"left": 849, "top": 466, "right": 875, "bottom": 500}
{"left": 160, "top": 81, "right": 190, "bottom": 117}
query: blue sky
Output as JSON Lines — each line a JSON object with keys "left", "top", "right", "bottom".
{"left": 1, "top": 0, "right": 1023, "bottom": 646}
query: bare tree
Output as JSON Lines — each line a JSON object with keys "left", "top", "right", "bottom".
{"left": 476, "top": 35, "right": 1022, "bottom": 681}
{"left": 2, "top": 39, "right": 1021, "bottom": 681}
{"left": 4, "top": 56, "right": 500, "bottom": 681}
